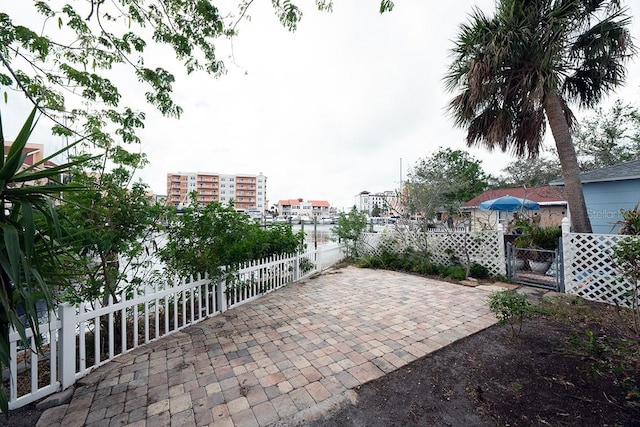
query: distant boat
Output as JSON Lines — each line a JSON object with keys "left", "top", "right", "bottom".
{"left": 371, "top": 217, "right": 396, "bottom": 232}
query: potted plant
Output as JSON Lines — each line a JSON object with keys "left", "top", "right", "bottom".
{"left": 514, "top": 224, "right": 561, "bottom": 273}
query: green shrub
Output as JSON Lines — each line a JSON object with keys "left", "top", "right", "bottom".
{"left": 443, "top": 266, "right": 466, "bottom": 280}
{"left": 469, "top": 263, "right": 490, "bottom": 279}
{"left": 488, "top": 289, "right": 532, "bottom": 337}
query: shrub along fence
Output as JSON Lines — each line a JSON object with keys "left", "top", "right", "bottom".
{"left": 359, "top": 219, "right": 636, "bottom": 309}
{"left": 5, "top": 243, "right": 346, "bottom": 410}
{"left": 357, "top": 226, "right": 507, "bottom": 277}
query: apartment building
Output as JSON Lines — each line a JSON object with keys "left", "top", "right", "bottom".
{"left": 354, "top": 190, "right": 403, "bottom": 217}
{"left": 277, "top": 198, "right": 332, "bottom": 219}
{"left": 166, "top": 172, "right": 267, "bottom": 211}
{"left": 4, "top": 142, "right": 59, "bottom": 186}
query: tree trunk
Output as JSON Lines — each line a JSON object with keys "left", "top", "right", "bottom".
{"left": 544, "top": 91, "right": 593, "bottom": 233}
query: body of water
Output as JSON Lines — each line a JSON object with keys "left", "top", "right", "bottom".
{"left": 292, "top": 223, "right": 337, "bottom": 248}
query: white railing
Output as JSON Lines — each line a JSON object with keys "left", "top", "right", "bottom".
{"left": 5, "top": 244, "right": 346, "bottom": 410}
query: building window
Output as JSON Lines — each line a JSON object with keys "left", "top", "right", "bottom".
{"left": 230, "top": 177, "right": 235, "bottom": 181}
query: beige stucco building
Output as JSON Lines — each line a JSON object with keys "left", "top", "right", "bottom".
{"left": 462, "top": 186, "right": 567, "bottom": 231}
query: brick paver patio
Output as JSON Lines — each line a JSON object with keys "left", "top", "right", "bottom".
{"left": 36, "top": 266, "right": 498, "bottom": 427}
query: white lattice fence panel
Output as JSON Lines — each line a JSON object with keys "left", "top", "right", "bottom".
{"left": 563, "top": 232, "right": 636, "bottom": 307}
{"left": 357, "top": 233, "right": 384, "bottom": 256}
{"left": 426, "top": 231, "right": 505, "bottom": 277}
{"left": 357, "top": 230, "right": 505, "bottom": 277}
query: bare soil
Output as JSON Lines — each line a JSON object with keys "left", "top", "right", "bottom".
{"left": 309, "top": 294, "right": 640, "bottom": 427}
{"left": 4, "top": 291, "right": 640, "bottom": 427}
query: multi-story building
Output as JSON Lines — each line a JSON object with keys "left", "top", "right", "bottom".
{"left": 4, "top": 142, "right": 62, "bottom": 187}
{"left": 354, "top": 190, "right": 403, "bottom": 217}
{"left": 166, "top": 172, "right": 267, "bottom": 212}
{"left": 277, "top": 198, "right": 332, "bottom": 219}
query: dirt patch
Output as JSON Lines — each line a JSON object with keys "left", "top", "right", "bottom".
{"left": 1, "top": 403, "right": 42, "bottom": 427}
{"left": 309, "top": 295, "right": 640, "bottom": 427}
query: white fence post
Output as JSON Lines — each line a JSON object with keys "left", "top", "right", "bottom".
{"left": 561, "top": 217, "right": 571, "bottom": 293}
{"left": 217, "top": 277, "right": 227, "bottom": 313}
{"left": 496, "top": 223, "right": 506, "bottom": 276}
{"left": 58, "top": 303, "right": 76, "bottom": 390}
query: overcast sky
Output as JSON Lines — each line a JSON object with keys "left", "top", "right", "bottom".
{"left": 3, "top": 1, "right": 640, "bottom": 211}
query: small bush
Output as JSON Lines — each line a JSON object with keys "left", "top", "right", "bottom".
{"left": 469, "top": 263, "right": 490, "bottom": 279}
{"left": 488, "top": 289, "right": 532, "bottom": 337}
{"left": 443, "top": 266, "right": 466, "bottom": 280}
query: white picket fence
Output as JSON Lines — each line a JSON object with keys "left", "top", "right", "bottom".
{"left": 5, "top": 244, "right": 346, "bottom": 410}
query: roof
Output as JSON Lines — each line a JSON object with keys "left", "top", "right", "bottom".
{"left": 278, "top": 199, "right": 330, "bottom": 207}
{"left": 4, "top": 142, "right": 57, "bottom": 168}
{"left": 549, "top": 159, "right": 640, "bottom": 185}
{"left": 463, "top": 186, "right": 566, "bottom": 208}
{"left": 278, "top": 199, "right": 302, "bottom": 206}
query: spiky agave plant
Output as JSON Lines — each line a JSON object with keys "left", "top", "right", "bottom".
{"left": 0, "top": 107, "right": 89, "bottom": 415}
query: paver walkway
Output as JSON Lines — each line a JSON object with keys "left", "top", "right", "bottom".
{"left": 36, "top": 266, "right": 498, "bottom": 427}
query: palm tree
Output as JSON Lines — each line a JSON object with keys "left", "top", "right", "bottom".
{"left": 445, "top": 0, "right": 635, "bottom": 233}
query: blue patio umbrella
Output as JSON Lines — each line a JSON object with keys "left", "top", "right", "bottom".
{"left": 478, "top": 195, "right": 539, "bottom": 212}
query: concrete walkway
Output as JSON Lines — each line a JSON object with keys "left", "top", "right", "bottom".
{"left": 36, "top": 266, "right": 498, "bottom": 427}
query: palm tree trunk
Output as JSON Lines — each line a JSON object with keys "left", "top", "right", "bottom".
{"left": 544, "top": 91, "right": 593, "bottom": 233}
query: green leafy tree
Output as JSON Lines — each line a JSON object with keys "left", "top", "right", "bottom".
{"left": 159, "top": 194, "right": 304, "bottom": 280}
{"left": 332, "top": 207, "right": 368, "bottom": 258}
{"left": 495, "top": 156, "right": 562, "bottom": 188}
{"left": 445, "top": 0, "right": 635, "bottom": 233}
{"left": 55, "top": 152, "right": 164, "bottom": 305}
{"left": 0, "top": 1, "right": 393, "bottom": 142}
{"left": 405, "top": 148, "right": 490, "bottom": 219}
{"left": 575, "top": 100, "right": 640, "bottom": 172}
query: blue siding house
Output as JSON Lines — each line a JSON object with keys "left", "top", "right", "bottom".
{"left": 550, "top": 159, "right": 640, "bottom": 234}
